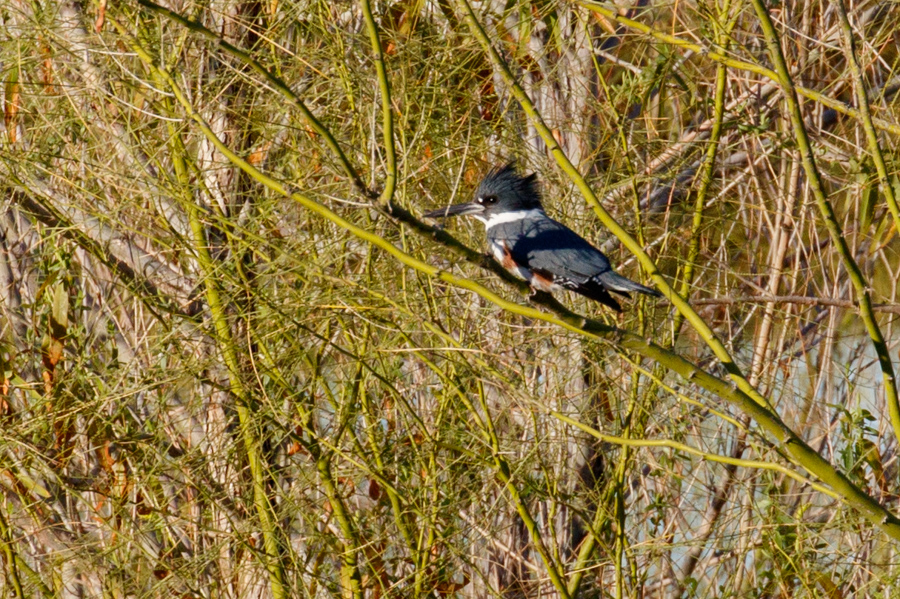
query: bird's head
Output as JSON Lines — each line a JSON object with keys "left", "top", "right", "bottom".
{"left": 424, "top": 163, "right": 543, "bottom": 224}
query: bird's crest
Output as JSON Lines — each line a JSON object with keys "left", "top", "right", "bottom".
{"left": 476, "top": 163, "right": 542, "bottom": 209}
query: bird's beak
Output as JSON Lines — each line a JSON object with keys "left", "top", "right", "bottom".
{"left": 423, "top": 202, "right": 484, "bottom": 219}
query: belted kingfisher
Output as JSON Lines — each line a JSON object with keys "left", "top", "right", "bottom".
{"left": 424, "top": 164, "right": 662, "bottom": 312}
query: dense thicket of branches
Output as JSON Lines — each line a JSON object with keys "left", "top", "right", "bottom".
{"left": 1, "top": 0, "right": 899, "bottom": 597}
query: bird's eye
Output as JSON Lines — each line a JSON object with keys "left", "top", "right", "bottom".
{"left": 483, "top": 195, "right": 498, "bottom": 204}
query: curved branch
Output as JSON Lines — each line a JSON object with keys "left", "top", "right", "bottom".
{"left": 457, "top": 0, "right": 775, "bottom": 411}
{"left": 830, "top": 0, "right": 900, "bottom": 244}
{"left": 551, "top": 412, "right": 839, "bottom": 500}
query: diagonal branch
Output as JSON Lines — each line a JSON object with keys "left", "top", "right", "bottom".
{"left": 457, "top": 0, "right": 776, "bottom": 413}
{"left": 136, "top": 0, "right": 373, "bottom": 199}
{"left": 8, "top": 185, "right": 194, "bottom": 319}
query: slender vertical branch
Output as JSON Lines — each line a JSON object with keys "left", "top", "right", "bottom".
{"left": 179, "top": 147, "right": 289, "bottom": 598}
{"left": 749, "top": 0, "right": 900, "bottom": 444}
{"left": 110, "top": 18, "right": 289, "bottom": 599}
{"left": 0, "top": 505, "right": 25, "bottom": 599}
{"left": 256, "top": 340, "right": 369, "bottom": 599}
{"left": 360, "top": 0, "right": 397, "bottom": 204}
{"left": 829, "top": 0, "right": 900, "bottom": 233}
{"left": 472, "top": 382, "right": 573, "bottom": 599}
{"left": 672, "top": 6, "right": 734, "bottom": 343}
{"left": 830, "top": 0, "right": 900, "bottom": 440}
{"left": 314, "top": 449, "right": 365, "bottom": 599}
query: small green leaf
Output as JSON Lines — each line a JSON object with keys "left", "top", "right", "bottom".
{"left": 860, "top": 178, "right": 877, "bottom": 232}
{"left": 50, "top": 283, "right": 68, "bottom": 340}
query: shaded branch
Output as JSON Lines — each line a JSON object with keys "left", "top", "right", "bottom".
{"left": 10, "top": 189, "right": 194, "bottom": 319}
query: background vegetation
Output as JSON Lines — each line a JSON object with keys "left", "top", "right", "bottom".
{"left": 1, "top": 0, "right": 899, "bottom": 596}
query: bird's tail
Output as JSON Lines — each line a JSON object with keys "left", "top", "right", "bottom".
{"left": 595, "top": 271, "right": 662, "bottom": 298}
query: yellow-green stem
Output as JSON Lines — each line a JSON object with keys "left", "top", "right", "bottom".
{"left": 116, "top": 11, "right": 900, "bottom": 544}
{"left": 114, "top": 16, "right": 291, "bottom": 598}
{"left": 360, "top": 0, "right": 397, "bottom": 205}
{"left": 476, "top": 379, "right": 572, "bottom": 599}
{"left": 0, "top": 505, "right": 25, "bottom": 599}
{"left": 829, "top": 1, "right": 900, "bottom": 231}
{"left": 173, "top": 115, "right": 289, "bottom": 599}
{"left": 137, "top": 0, "right": 373, "bottom": 197}
{"left": 552, "top": 412, "right": 838, "bottom": 498}
{"left": 163, "top": 67, "right": 900, "bottom": 542}
{"left": 750, "top": 0, "right": 900, "bottom": 445}
{"left": 673, "top": 7, "right": 734, "bottom": 343}
{"left": 830, "top": 0, "right": 900, "bottom": 438}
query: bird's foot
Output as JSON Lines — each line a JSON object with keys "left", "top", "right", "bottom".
{"left": 529, "top": 288, "right": 553, "bottom": 302}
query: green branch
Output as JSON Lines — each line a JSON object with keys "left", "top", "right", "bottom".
{"left": 360, "top": 0, "right": 397, "bottom": 204}
{"left": 136, "top": 0, "right": 373, "bottom": 198}
{"left": 830, "top": 0, "right": 900, "bottom": 440}
{"left": 474, "top": 383, "right": 572, "bottom": 598}
{"left": 119, "top": 2, "right": 900, "bottom": 548}
{"left": 148, "top": 57, "right": 900, "bottom": 544}
{"left": 551, "top": 412, "right": 839, "bottom": 499}
{"left": 830, "top": 0, "right": 900, "bottom": 233}
{"left": 0, "top": 505, "right": 26, "bottom": 598}
{"left": 750, "top": 0, "right": 900, "bottom": 445}
{"left": 673, "top": 10, "right": 733, "bottom": 343}
{"left": 111, "top": 17, "right": 289, "bottom": 599}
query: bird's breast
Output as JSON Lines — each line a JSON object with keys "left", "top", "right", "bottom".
{"left": 490, "top": 240, "right": 522, "bottom": 272}
{"left": 490, "top": 240, "right": 558, "bottom": 292}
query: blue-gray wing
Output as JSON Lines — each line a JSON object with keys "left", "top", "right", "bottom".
{"left": 493, "top": 217, "right": 611, "bottom": 283}
{"left": 488, "top": 215, "right": 661, "bottom": 309}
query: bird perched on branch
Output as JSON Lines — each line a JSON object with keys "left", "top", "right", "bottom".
{"left": 424, "top": 164, "right": 662, "bottom": 312}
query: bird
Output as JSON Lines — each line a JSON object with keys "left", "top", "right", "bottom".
{"left": 423, "top": 164, "right": 662, "bottom": 312}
